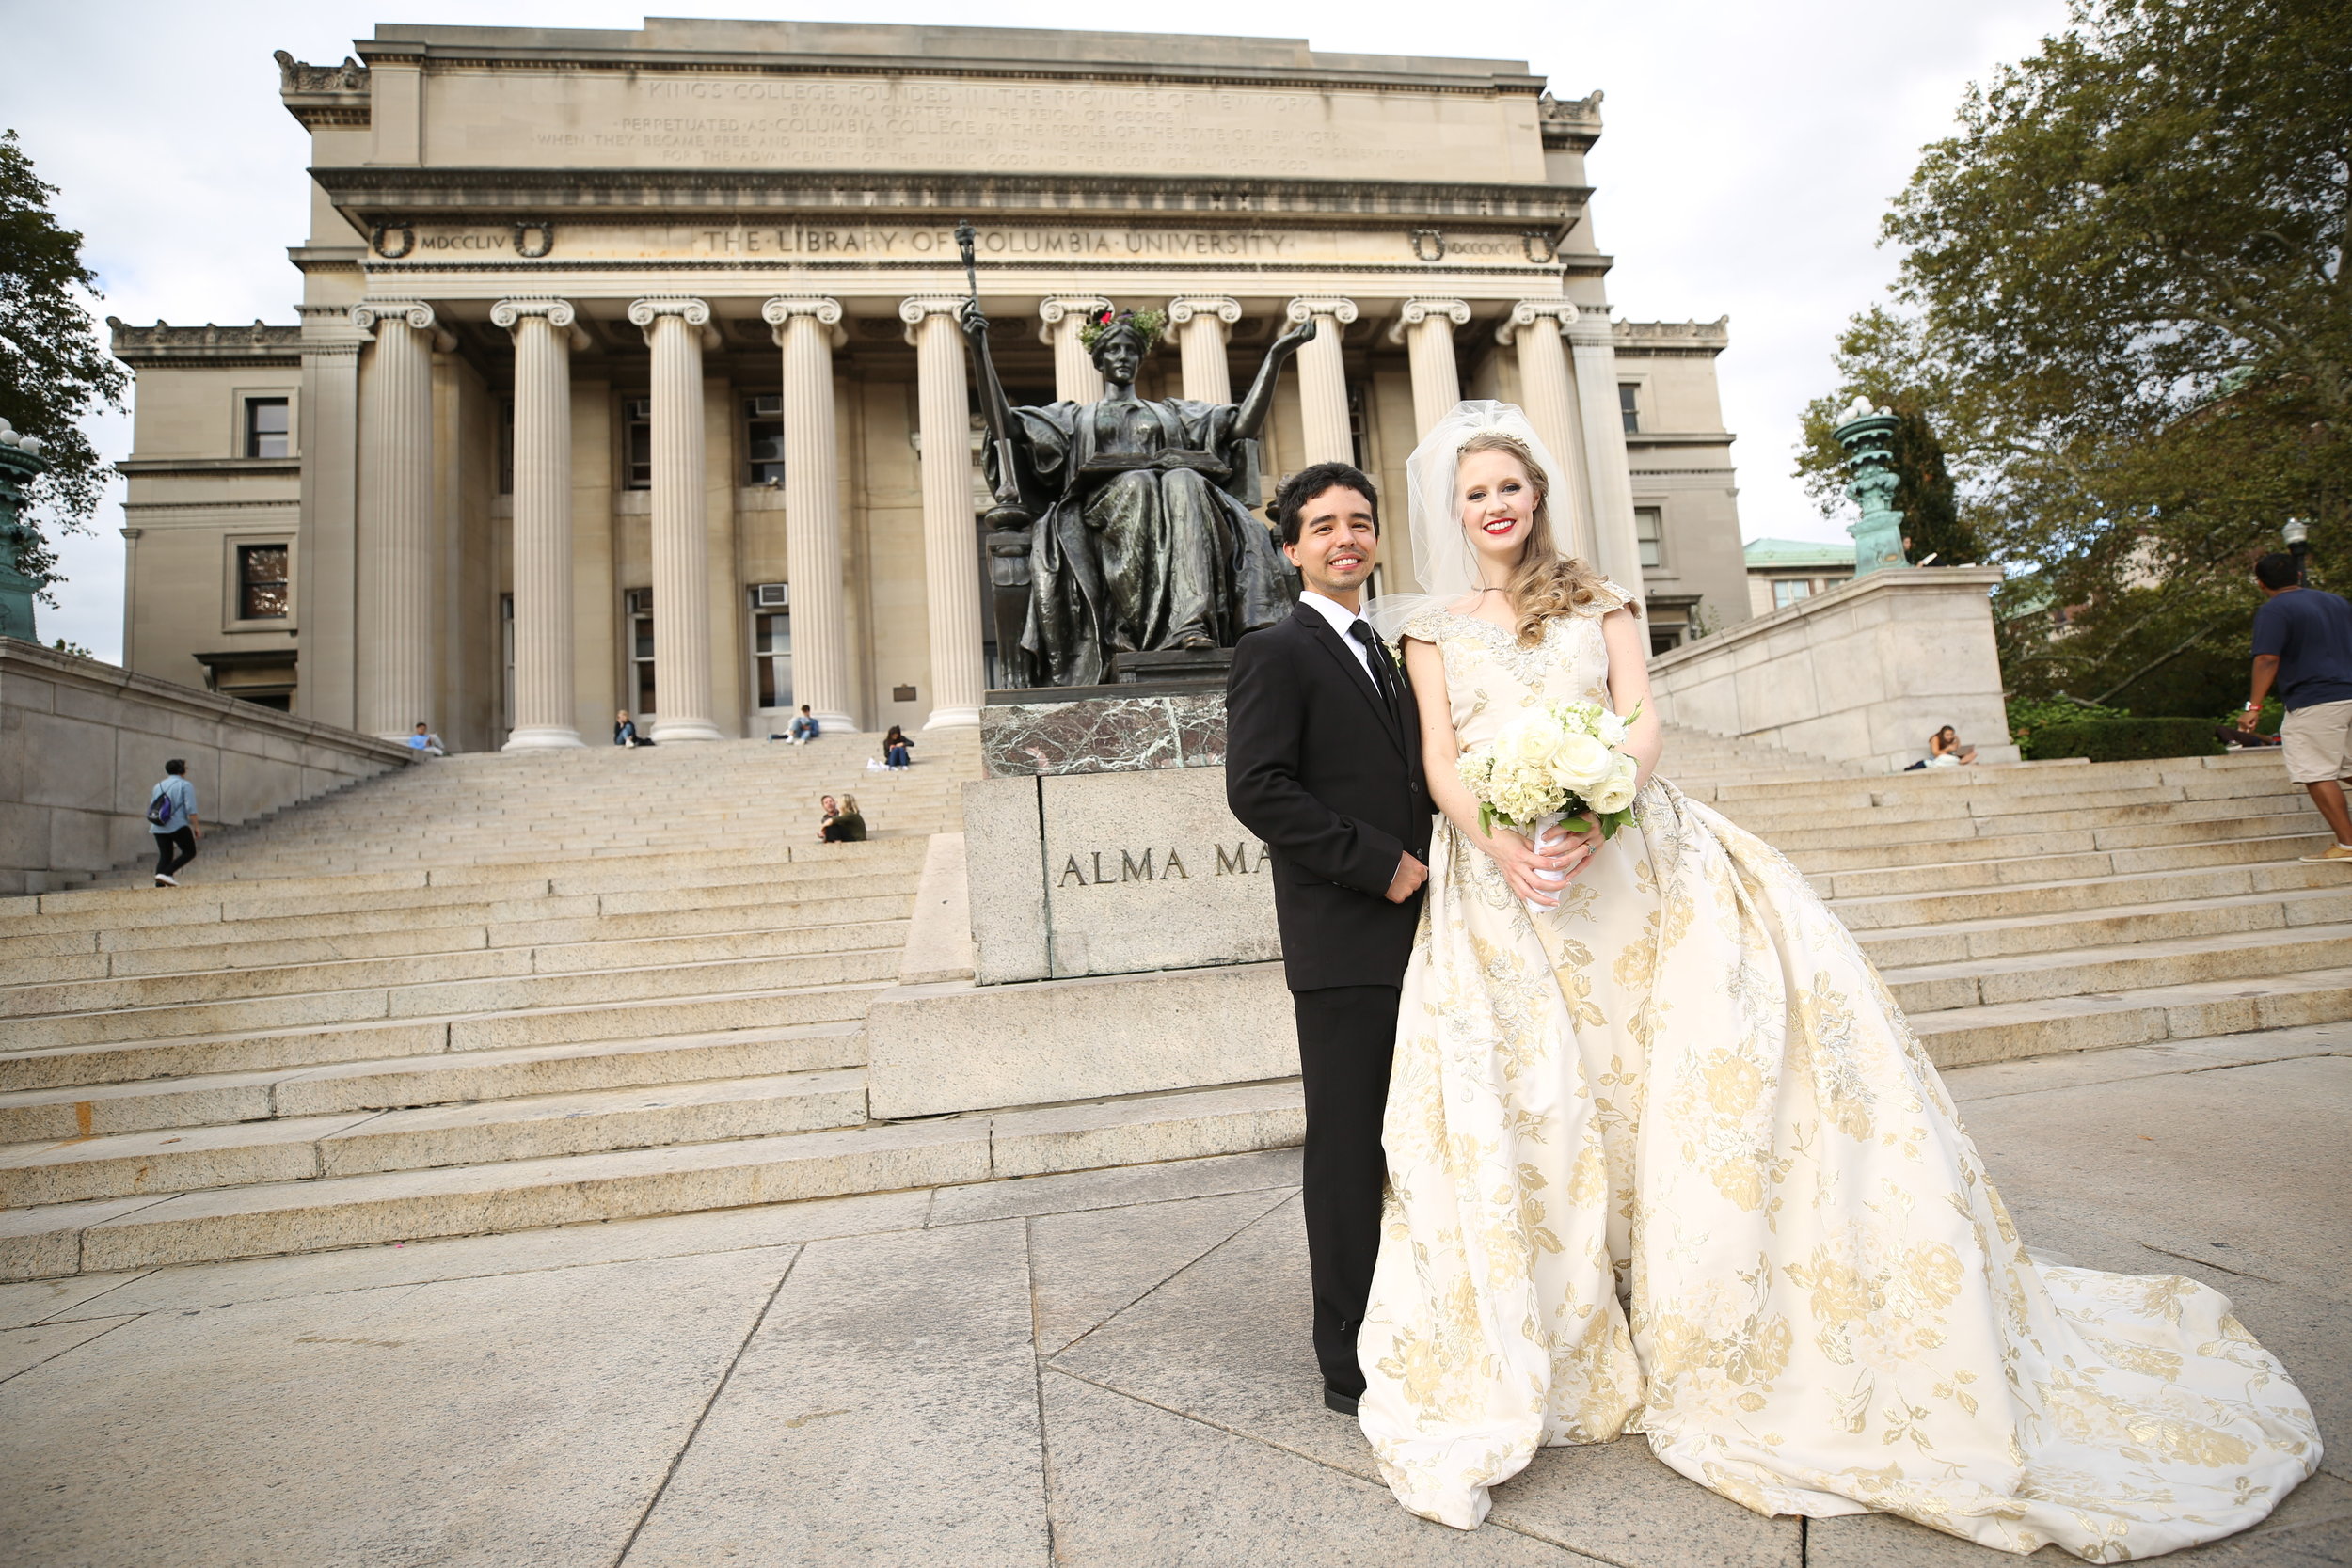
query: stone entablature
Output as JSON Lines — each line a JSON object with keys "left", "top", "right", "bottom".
{"left": 107, "top": 321, "right": 303, "bottom": 369}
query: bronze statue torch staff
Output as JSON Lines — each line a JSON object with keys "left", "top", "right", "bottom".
{"left": 955, "top": 220, "right": 1032, "bottom": 528}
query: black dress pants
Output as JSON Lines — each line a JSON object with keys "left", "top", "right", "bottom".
{"left": 1290, "top": 982, "right": 1399, "bottom": 1398}
{"left": 153, "top": 828, "right": 197, "bottom": 879}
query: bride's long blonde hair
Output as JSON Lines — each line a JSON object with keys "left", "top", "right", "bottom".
{"left": 1457, "top": 430, "right": 1633, "bottom": 646}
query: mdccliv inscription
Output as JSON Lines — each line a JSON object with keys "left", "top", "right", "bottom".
{"left": 958, "top": 224, "right": 1310, "bottom": 688}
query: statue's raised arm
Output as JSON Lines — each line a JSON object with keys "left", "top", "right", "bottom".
{"left": 1233, "top": 316, "right": 1315, "bottom": 443}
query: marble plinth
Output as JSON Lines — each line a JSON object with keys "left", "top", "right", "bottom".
{"left": 982, "top": 689, "right": 1228, "bottom": 778}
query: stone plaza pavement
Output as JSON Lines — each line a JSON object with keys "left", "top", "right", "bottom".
{"left": 1, "top": 1022, "right": 2344, "bottom": 1567}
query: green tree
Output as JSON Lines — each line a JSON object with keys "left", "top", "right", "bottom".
{"left": 1795, "top": 0, "right": 2351, "bottom": 709}
{"left": 0, "top": 128, "right": 126, "bottom": 593}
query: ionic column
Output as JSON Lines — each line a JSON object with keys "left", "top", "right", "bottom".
{"left": 1285, "top": 297, "right": 1359, "bottom": 466}
{"left": 901, "top": 296, "right": 986, "bottom": 730}
{"left": 1038, "top": 296, "right": 1113, "bottom": 404}
{"left": 1387, "top": 298, "right": 1470, "bottom": 437}
{"left": 760, "top": 296, "right": 856, "bottom": 734}
{"left": 1497, "top": 301, "right": 1598, "bottom": 565}
{"left": 1168, "top": 296, "right": 1241, "bottom": 404}
{"left": 628, "top": 297, "right": 723, "bottom": 742}
{"left": 1567, "top": 313, "right": 1646, "bottom": 607}
{"left": 350, "top": 300, "right": 437, "bottom": 741}
{"left": 493, "top": 298, "right": 587, "bottom": 750}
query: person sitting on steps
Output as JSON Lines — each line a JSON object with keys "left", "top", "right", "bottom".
{"left": 882, "top": 725, "right": 914, "bottom": 769}
{"left": 821, "top": 793, "right": 866, "bottom": 843}
{"left": 776, "top": 705, "right": 820, "bottom": 744}
{"left": 407, "top": 721, "right": 446, "bottom": 757}
{"left": 614, "top": 710, "right": 654, "bottom": 747}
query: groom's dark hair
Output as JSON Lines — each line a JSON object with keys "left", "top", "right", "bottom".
{"left": 1275, "top": 462, "right": 1379, "bottom": 546}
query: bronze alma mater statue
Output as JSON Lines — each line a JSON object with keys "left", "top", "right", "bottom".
{"left": 959, "top": 296, "right": 1314, "bottom": 688}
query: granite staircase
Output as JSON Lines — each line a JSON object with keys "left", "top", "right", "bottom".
{"left": 2, "top": 729, "right": 2344, "bottom": 1281}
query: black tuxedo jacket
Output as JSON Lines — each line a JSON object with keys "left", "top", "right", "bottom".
{"left": 1225, "top": 601, "right": 1432, "bottom": 992}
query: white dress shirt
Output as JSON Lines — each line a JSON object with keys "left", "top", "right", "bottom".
{"left": 1298, "top": 590, "right": 1377, "bottom": 680}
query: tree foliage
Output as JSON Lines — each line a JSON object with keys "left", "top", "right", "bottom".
{"left": 0, "top": 128, "right": 126, "bottom": 591}
{"left": 1795, "top": 0, "right": 2351, "bottom": 711}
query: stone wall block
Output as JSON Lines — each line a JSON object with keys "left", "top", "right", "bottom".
{"left": 21, "top": 714, "right": 118, "bottom": 811}
{"left": 49, "top": 806, "right": 112, "bottom": 876}
{"left": 963, "top": 776, "right": 1050, "bottom": 985}
{"left": 1037, "top": 768, "right": 1279, "bottom": 978}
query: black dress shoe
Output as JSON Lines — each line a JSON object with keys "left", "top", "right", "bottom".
{"left": 1323, "top": 1386, "right": 1361, "bottom": 1417}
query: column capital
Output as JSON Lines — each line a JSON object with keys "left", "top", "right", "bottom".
{"left": 1385, "top": 297, "right": 1470, "bottom": 344}
{"left": 628, "top": 296, "right": 717, "bottom": 349}
{"left": 1286, "top": 296, "right": 1359, "bottom": 326}
{"left": 1167, "top": 295, "right": 1242, "bottom": 326}
{"left": 1495, "top": 298, "right": 1581, "bottom": 345}
{"left": 1037, "top": 295, "right": 1114, "bottom": 345}
{"left": 351, "top": 299, "right": 435, "bottom": 334}
{"left": 491, "top": 297, "right": 589, "bottom": 349}
{"left": 763, "top": 295, "right": 846, "bottom": 348}
{"left": 898, "top": 293, "right": 967, "bottom": 345}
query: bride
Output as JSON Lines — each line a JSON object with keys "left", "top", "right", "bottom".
{"left": 1353, "top": 402, "right": 2319, "bottom": 1556}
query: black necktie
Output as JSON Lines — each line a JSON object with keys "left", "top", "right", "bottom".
{"left": 1348, "top": 620, "right": 1395, "bottom": 705}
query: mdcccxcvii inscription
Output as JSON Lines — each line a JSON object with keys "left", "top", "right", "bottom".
{"left": 1057, "top": 841, "right": 1270, "bottom": 887}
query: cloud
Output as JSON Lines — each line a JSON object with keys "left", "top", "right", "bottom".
{"left": 8, "top": 0, "right": 2069, "bottom": 662}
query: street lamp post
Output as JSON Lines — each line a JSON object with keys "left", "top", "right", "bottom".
{"left": 2282, "top": 517, "right": 2311, "bottom": 585}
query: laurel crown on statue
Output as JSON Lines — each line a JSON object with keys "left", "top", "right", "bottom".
{"left": 1077, "top": 307, "right": 1167, "bottom": 354}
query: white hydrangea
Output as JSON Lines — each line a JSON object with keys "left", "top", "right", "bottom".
{"left": 1457, "top": 698, "right": 1645, "bottom": 837}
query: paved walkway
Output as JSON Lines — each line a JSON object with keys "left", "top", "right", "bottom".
{"left": 3, "top": 1023, "right": 2345, "bottom": 1567}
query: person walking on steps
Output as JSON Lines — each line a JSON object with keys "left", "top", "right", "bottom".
{"left": 2247, "top": 552, "right": 2352, "bottom": 863}
{"left": 148, "top": 758, "right": 201, "bottom": 887}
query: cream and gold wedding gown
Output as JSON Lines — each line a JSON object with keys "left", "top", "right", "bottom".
{"left": 1356, "top": 591, "right": 2320, "bottom": 1557}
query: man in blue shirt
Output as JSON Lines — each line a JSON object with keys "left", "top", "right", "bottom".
{"left": 148, "top": 758, "right": 201, "bottom": 887}
{"left": 2246, "top": 553, "right": 2352, "bottom": 863}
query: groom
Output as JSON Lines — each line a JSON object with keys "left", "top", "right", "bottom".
{"left": 1226, "top": 462, "right": 1432, "bottom": 1417}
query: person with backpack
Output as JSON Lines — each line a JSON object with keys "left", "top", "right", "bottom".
{"left": 148, "top": 758, "right": 201, "bottom": 886}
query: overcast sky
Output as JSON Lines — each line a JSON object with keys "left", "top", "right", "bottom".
{"left": 10, "top": 0, "right": 2069, "bottom": 661}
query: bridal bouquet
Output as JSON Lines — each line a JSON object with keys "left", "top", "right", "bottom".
{"left": 1457, "top": 700, "right": 1643, "bottom": 847}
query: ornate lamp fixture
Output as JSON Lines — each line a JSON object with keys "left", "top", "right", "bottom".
{"left": 0, "top": 419, "right": 51, "bottom": 643}
{"left": 1832, "top": 397, "right": 1910, "bottom": 579}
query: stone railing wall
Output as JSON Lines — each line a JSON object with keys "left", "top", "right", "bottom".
{"left": 1646, "top": 566, "right": 2019, "bottom": 773}
{"left": 0, "top": 641, "right": 411, "bottom": 895}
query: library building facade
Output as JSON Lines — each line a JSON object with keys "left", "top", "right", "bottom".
{"left": 110, "top": 18, "right": 1753, "bottom": 749}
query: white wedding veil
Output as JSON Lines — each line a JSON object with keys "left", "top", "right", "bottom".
{"left": 1364, "top": 399, "right": 1578, "bottom": 641}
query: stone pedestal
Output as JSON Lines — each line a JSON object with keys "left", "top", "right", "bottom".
{"left": 862, "top": 686, "right": 1298, "bottom": 1119}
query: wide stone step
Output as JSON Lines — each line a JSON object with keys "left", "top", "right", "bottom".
{"left": 1881, "top": 920, "right": 2352, "bottom": 1012}
{"left": 1782, "top": 810, "right": 2317, "bottom": 873}
{"left": 1853, "top": 884, "right": 2352, "bottom": 968}
{"left": 1811, "top": 829, "right": 2332, "bottom": 899}
{"left": 0, "top": 1079, "right": 1303, "bottom": 1279}
{"left": 1826, "top": 859, "right": 2339, "bottom": 930}
{"left": 1909, "top": 963, "right": 2352, "bottom": 1068}
{"left": 0, "top": 891, "right": 916, "bottom": 976}
{"left": 0, "top": 1069, "right": 872, "bottom": 1206}
{"left": 1752, "top": 793, "right": 2313, "bottom": 852}
{"left": 0, "top": 977, "right": 890, "bottom": 1086}
{"left": 0, "top": 1020, "right": 868, "bottom": 1141}
{"left": 6, "top": 843, "right": 927, "bottom": 930}
{"left": 0, "top": 940, "right": 898, "bottom": 1034}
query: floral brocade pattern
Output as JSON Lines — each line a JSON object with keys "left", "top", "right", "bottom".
{"left": 1355, "top": 598, "right": 2319, "bottom": 1555}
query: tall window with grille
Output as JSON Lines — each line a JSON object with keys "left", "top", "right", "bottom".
{"left": 237, "top": 544, "right": 289, "bottom": 619}
{"left": 245, "top": 397, "right": 290, "bottom": 458}
{"left": 1617, "top": 384, "right": 1641, "bottom": 435}
{"left": 625, "top": 588, "right": 656, "bottom": 714}
{"left": 1634, "top": 507, "right": 1663, "bottom": 569}
{"left": 750, "top": 583, "right": 792, "bottom": 708}
{"left": 623, "top": 399, "right": 653, "bottom": 489}
{"left": 745, "top": 395, "right": 786, "bottom": 486}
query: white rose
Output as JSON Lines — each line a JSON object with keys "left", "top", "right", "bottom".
{"left": 1597, "top": 710, "right": 1631, "bottom": 748}
{"left": 1549, "top": 732, "right": 1614, "bottom": 791}
{"left": 1586, "top": 757, "right": 1639, "bottom": 815}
